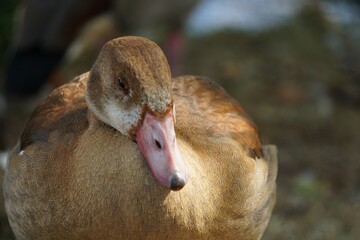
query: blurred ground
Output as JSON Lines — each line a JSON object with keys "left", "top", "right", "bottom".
{"left": 1, "top": 1, "right": 360, "bottom": 240}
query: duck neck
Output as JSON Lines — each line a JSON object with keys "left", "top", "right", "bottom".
{"left": 87, "top": 109, "right": 106, "bottom": 129}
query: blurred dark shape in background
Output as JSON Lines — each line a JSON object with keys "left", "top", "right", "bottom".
{"left": 5, "top": 0, "right": 110, "bottom": 96}
{"left": 1, "top": 0, "right": 360, "bottom": 239}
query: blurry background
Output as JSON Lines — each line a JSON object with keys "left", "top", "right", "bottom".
{"left": 1, "top": 0, "right": 360, "bottom": 239}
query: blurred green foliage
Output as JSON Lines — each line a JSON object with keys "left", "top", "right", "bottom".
{"left": 0, "top": 0, "right": 20, "bottom": 62}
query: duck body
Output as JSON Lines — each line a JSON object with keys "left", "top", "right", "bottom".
{"left": 4, "top": 37, "right": 277, "bottom": 240}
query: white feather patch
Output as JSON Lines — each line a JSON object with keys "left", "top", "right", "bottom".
{"left": 104, "top": 101, "right": 142, "bottom": 135}
{"left": 85, "top": 85, "right": 142, "bottom": 135}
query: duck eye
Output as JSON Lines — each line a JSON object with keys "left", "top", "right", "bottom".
{"left": 118, "top": 79, "right": 129, "bottom": 94}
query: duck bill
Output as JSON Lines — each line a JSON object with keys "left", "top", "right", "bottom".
{"left": 135, "top": 110, "right": 189, "bottom": 191}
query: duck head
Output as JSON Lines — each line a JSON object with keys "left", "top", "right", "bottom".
{"left": 85, "top": 36, "right": 188, "bottom": 191}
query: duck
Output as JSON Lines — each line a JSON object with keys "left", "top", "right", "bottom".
{"left": 3, "top": 36, "right": 277, "bottom": 240}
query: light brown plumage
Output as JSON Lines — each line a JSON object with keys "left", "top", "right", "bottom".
{"left": 4, "top": 36, "right": 277, "bottom": 240}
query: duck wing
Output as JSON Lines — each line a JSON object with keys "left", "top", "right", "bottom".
{"left": 172, "top": 75, "right": 262, "bottom": 159}
{"left": 20, "top": 73, "right": 89, "bottom": 151}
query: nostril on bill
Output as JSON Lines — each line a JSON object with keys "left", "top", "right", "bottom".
{"left": 154, "top": 139, "right": 162, "bottom": 149}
